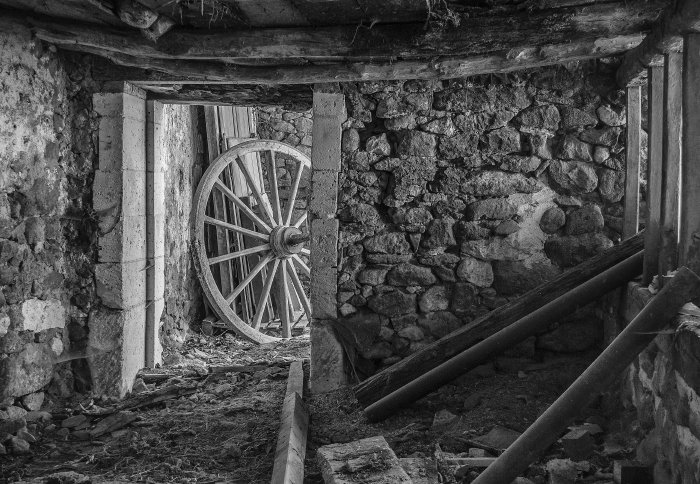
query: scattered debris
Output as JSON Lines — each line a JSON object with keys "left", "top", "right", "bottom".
{"left": 473, "top": 425, "right": 522, "bottom": 451}
{"left": 317, "top": 436, "right": 411, "bottom": 483}
{"left": 560, "top": 427, "right": 595, "bottom": 460}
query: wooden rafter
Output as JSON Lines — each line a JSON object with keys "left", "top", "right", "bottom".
{"left": 41, "top": 33, "right": 647, "bottom": 85}
{"left": 26, "top": 1, "right": 663, "bottom": 64}
{"left": 616, "top": 0, "right": 700, "bottom": 86}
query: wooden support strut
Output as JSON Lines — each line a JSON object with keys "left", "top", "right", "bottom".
{"left": 271, "top": 360, "right": 309, "bottom": 484}
{"left": 364, "top": 250, "right": 644, "bottom": 422}
{"left": 472, "top": 267, "right": 700, "bottom": 484}
{"left": 354, "top": 232, "right": 645, "bottom": 407}
{"left": 623, "top": 85, "right": 642, "bottom": 239}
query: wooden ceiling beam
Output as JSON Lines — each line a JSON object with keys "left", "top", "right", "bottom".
{"left": 74, "top": 33, "right": 645, "bottom": 84}
{"left": 26, "top": 0, "right": 663, "bottom": 62}
{"left": 616, "top": 0, "right": 700, "bottom": 86}
{"left": 142, "top": 84, "right": 312, "bottom": 110}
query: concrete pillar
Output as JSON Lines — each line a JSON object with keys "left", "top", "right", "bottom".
{"left": 90, "top": 82, "right": 148, "bottom": 397}
{"left": 146, "top": 100, "right": 165, "bottom": 368}
{"left": 309, "top": 87, "right": 347, "bottom": 393}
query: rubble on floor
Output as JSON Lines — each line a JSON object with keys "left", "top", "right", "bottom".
{"left": 307, "top": 351, "right": 646, "bottom": 484}
{"left": 1, "top": 332, "right": 310, "bottom": 483}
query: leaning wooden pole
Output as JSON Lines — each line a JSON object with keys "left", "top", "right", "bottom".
{"left": 355, "top": 232, "right": 644, "bottom": 407}
{"left": 472, "top": 267, "right": 700, "bottom": 484}
{"left": 363, "top": 250, "right": 644, "bottom": 422}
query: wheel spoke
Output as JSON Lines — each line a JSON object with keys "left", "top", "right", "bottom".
{"left": 226, "top": 253, "right": 275, "bottom": 304}
{"left": 267, "top": 152, "right": 282, "bottom": 225}
{"left": 208, "top": 244, "right": 270, "bottom": 266}
{"left": 251, "top": 258, "right": 280, "bottom": 330}
{"left": 204, "top": 216, "right": 269, "bottom": 242}
{"left": 286, "top": 259, "right": 312, "bottom": 320}
{"left": 214, "top": 180, "right": 272, "bottom": 233}
{"left": 279, "top": 262, "right": 292, "bottom": 338}
{"left": 285, "top": 161, "right": 304, "bottom": 225}
{"left": 292, "top": 212, "right": 308, "bottom": 229}
{"left": 236, "top": 155, "right": 276, "bottom": 226}
{"left": 291, "top": 254, "right": 311, "bottom": 276}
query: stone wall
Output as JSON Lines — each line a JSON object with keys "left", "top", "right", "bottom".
{"left": 0, "top": 23, "right": 99, "bottom": 408}
{"left": 161, "top": 105, "right": 206, "bottom": 347}
{"left": 336, "top": 63, "right": 629, "bottom": 376}
{"left": 257, "top": 107, "right": 313, "bottom": 158}
{"left": 622, "top": 283, "right": 700, "bottom": 484}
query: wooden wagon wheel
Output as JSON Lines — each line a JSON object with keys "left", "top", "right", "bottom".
{"left": 193, "top": 139, "right": 312, "bottom": 344}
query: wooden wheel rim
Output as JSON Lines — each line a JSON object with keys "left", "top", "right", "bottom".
{"left": 192, "top": 139, "right": 312, "bottom": 344}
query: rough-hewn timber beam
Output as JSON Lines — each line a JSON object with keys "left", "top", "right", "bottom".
{"left": 26, "top": 1, "right": 663, "bottom": 61}
{"left": 52, "top": 34, "right": 646, "bottom": 85}
{"left": 616, "top": 0, "right": 700, "bottom": 86}
{"left": 143, "top": 84, "right": 312, "bottom": 110}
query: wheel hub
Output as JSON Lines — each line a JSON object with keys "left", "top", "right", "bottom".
{"left": 270, "top": 226, "right": 305, "bottom": 257}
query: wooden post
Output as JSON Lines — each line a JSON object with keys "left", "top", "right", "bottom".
{"left": 624, "top": 85, "right": 642, "bottom": 239}
{"left": 643, "top": 66, "right": 664, "bottom": 285}
{"left": 680, "top": 34, "right": 700, "bottom": 274}
{"left": 659, "top": 52, "right": 683, "bottom": 280}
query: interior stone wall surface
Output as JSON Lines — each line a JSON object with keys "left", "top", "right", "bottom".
{"left": 0, "top": 22, "right": 99, "bottom": 410}
{"left": 161, "top": 104, "right": 205, "bottom": 347}
{"left": 622, "top": 284, "right": 700, "bottom": 484}
{"left": 336, "top": 62, "right": 632, "bottom": 376}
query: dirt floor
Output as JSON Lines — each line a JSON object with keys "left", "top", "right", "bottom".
{"left": 1, "top": 330, "right": 636, "bottom": 484}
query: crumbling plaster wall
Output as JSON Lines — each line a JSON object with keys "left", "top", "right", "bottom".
{"left": 335, "top": 62, "right": 633, "bottom": 377}
{"left": 622, "top": 284, "right": 700, "bottom": 484}
{"left": 160, "top": 105, "right": 205, "bottom": 347}
{"left": 0, "top": 22, "right": 99, "bottom": 408}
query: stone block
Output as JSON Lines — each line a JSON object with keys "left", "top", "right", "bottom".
{"left": 93, "top": 169, "right": 146, "bottom": 216}
{"left": 146, "top": 100, "right": 164, "bottom": 172}
{"left": 147, "top": 171, "right": 165, "bottom": 216}
{"left": 310, "top": 218, "right": 338, "bottom": 269}
{"left": 98, "top": 215, "right": 147, "bottom": 264}
{"left": 146, "top": 255, "right": 165, "bottom": 301}
{"left": 97, "top": 113, "right": 146, "bottom": 172}
{"left": 309, "top": 170, "right": 338, "bottom": 218}
{"left": 310, "top": 319, "right": 347, "bottom": 393}
{"left": 313, "top": 92, "right": 347, "bottom": 118}
{"left": 19, "top": 298, "right": 65, "bottom": 332}
{"left": 146, "top": 297, "right": 164, "bottom": 368}
{"left": 95, "top": 260, "right": 146, "bottom": 310}
{"left": 311, "top": 267, "right": 338, "bottom": 319}
{"left": 0, "top": 343, "right": 54, "bottom": 398}
{"left": 311, "top": 121, "right": 343, "bottom": 171}
{"left": 147, "top": 213, "right": 165, "bottom": 260}
{"left": 88, "top": 303, "right": 146, "bottom": 397}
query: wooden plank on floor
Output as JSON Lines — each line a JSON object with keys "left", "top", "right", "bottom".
{"left": 624, "top": 85, "right": 642, "bottom": 239}
{"left": 659, "top": 52, "right": 683, "bottom": 280}
{"left": 643, "top": 65, "right": 664, "bottom": 285}
{"left": 680, "top": 33, "right": 700, "bottom": 275}
{"left": 271, "top": 360, "right": 308, "bottom": 484}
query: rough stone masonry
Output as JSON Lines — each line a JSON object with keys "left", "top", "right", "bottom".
{"left": 335, "top": 62, "right": 640, "bottom": 377}
{"left": 258, "top": 61, "right": 645, "bottom": 382}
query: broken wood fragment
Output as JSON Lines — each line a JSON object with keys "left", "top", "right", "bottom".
{"left": 471, "top": 267, "right": 700, "bottom": 484}
{"left": 119, "top": 382, "right": 199, "bottom": 411}
{"left": 317, "top": 436, "right": 411, "bottom": 484}
{"left": 355, "top": 232, "right": 644, "bottom": 408}
{"left": 90, "top": 410, "right": 138, "bottom": 437}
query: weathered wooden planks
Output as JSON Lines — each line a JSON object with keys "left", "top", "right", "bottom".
{"left": 658, "top": 52, "right": 683, "bottom": 278}
{"left": 643, "top": 65, "right": 664, "bottom": 285}
{"left": 271, "top": 361, "right": 308, "bottom": 484}
{"left": 623, "top": 86, "right": 642, "bottom": 239}
{"left": 679, "top": 33, "right": 700, "bottom": 275}
{"left": 354, "top": 232, "right": 645, "bottom": 407}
